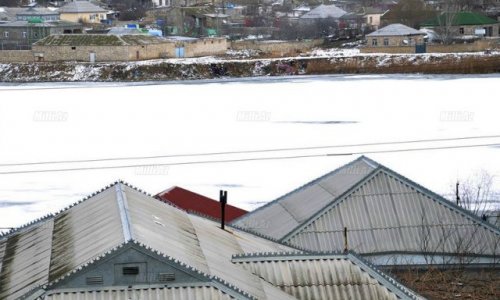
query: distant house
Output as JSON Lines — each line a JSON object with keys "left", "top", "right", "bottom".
{"left": 359, "top": 6, "right": 386, "bottom": 30}
{"left": 0, "top": 6, "right": 80, "bottom": 50}
{"left": 365, "top": 23, "right": 425, "bottom": 47}
{"left": 300, "top": 4, "right": 347, "bottom": 20}
{"left": 15, "top": 6, "right": 60, "bottom": 22}
{"left": 421, "top": 11, "right": 499, "bottom": 38}
{"left": 59, "top": 1, "right": 107, "bottom": 24}
{"left": 156, "top": 186, "right": 247, "bottom": 222}
{"left": 0, "top": 181, "right": 423, "bottom": 300}
{"left": 0, "top": 20, "right": 81, "bottom": 50}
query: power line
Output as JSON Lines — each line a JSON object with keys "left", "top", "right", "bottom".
{"left": 0, "top": 135, "right": 499, "bottom": 167}
{"left": 0, "top": 142, "right": 498, "bottom": 175}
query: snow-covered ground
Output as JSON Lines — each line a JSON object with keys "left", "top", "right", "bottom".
{"left": 0, "top": 74, "right": 499, "bottom": 230}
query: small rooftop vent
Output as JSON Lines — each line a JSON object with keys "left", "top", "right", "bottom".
{"left": 158, "top": 272, "right": 175, "bottom": 282}
{"left": 86, "top": 275, "right": 103, "bottom": 285}
{"left": 122, "top": 266, "right": 140, "bottom": 275}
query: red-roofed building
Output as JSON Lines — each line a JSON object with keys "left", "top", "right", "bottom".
{"left": 156, "top": 186, "right": 248, "bottom": 222}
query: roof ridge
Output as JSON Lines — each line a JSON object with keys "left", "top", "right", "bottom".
{"left": 232, "top": 250, "right": 422, "bottom": 300}
{"left": 280, "top": 166, "right": 382, "bottom": 242}
{"left": 281, "top": 162, "right": 500, "bottom": 243}
{"left": 0, "top": 181, "right": 123, "bottom": 241}
{"left": 346, "top": 252, "right": 422, "bottom": 300}
{"left": 231, "top": 155, "right": 376, "bottom": 225}
{"left": 1, "top": 180, "right": 156, "bottom": 241}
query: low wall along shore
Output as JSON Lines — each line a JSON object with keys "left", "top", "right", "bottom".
{"left": 1, "top": 53, "right": 499, "bottom": 82}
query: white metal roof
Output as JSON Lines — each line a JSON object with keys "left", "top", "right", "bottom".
{"left": 0, "top": 181, "right": 423, "bottom": 300}
{"left": 282, "top": 162, "right": 500, "bottom": 263}
{"left": 232, "top": 252, "right": 423, "bottom": 300}
{"left": 232, "top": 156, "right": 378, "bottom": 239}
{"left": 366, "top": 23, "right": 425, "bottom": 37}
{"left": 59, "top": 1, "right": 107, "bottom": 13}
{"left": 44, "top": 284, "right": 235, "bottom": 300}
{"left": 300, "top": 4, "right": 347, "bottom": 19}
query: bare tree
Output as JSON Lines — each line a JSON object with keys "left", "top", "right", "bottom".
{"left": 456, "top": 170, "right": 497, "bottom": 216}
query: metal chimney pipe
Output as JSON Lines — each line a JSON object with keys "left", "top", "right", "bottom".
{"left": 343, "top": 227, "right": 348, "bottom": 253}
{"left": 220, "top": 190, "right": 227, "bottom": 230}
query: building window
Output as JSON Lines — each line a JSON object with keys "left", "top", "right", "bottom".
{"left": 22, "top": 32, "right": 27, "bottom": 38}
{"left": 4, "top": 31, "right": 8, "bottom": 38}
{"left": 369, "top": 16, "right": 373, "bottom": 24}
{"left": 371, "top": 38, "right": 377, "bottom": 46}
{"left": 383, "top": 38, "right": 389, "bottom": 46}
{"left": 459, "top": 27, "right": 464, "bottom": 34}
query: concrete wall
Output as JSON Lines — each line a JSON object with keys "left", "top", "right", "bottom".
{"left": 0, "top": 50, "right": 34, "bottom": 62}
{"left": 30, "top": 38, "right": 227, "bottom": 62}
{"left": 32, "top": 43, "right": 176, "bottom": 62}
{"left": 231, "top": 39, "right": 323, "bottom": 56}
{"left": 183, "top": 38, "right": 228, "bottom": 57}
{"left": 367, "top": 35, "right": 425, "bottom": 47}
{"left": 60, "top": 12, "right": 106, "bottom": 24}
{"left": 361, "top": 39, "right": 499, "bottom": 53}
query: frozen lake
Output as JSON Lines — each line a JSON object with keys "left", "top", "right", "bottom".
{"left": 1, "top": 74, "right": 499, "bottom": 230}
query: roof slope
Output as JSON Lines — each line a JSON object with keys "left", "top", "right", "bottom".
{"left": 232, "top": 156, "right": 378, "bottom": 239}
{"left": 0, "top": 181, "right": 422, "bottom": 300}
{"left": 233, "top": 252, "right": 422, "bottom": 300}
{"left": 366, "top": 23, "right": 424, "bottom": 36}
{"left": 156, "top": 186, "right": 247, "bottom": 222}
{"left": 281, "top": 160, "right": 500, "bottom": 262}
{"left": 421, "top": 12, "right": 498, "bottom": 27}
{"left": 300, "top": 4, "right": 346, "bottom": 19}
{"left": 59, "top": 1, "right": 107, "bottom": 13}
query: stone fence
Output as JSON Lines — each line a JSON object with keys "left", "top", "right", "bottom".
{"left": 231, "top": 39, "right": 324, "bottom": 56}
{"left": 361, "top": 39, "right": 499, "bottom": 54}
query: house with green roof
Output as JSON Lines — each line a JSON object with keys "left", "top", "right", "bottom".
{"left": 421, "top": 11, "right": 499, "bottom": 38}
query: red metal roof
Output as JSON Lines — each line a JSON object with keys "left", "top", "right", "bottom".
{"left": 156, "top": 186, "right": 247, "bottom": 222}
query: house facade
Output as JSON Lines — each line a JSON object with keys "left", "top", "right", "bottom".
{"left": 0, "top": 20, "right": 82, "bottom": 50}
{"left": 421, "top": 11, "right": 500, "bottom": 39}
{"left": 59, "top": 1, "right": 107, "bottom": 24}
{"left": 365, "top": 23, "right": 425, "bottom": 47}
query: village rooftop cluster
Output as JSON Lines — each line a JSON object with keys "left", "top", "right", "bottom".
{"left": 0, "top": 0, "right": 499, "bottom": 62}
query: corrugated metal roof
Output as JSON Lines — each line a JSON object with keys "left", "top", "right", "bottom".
{"left": 59, "top": 1, "right": 107, "bottom": 13}
{"left": 232, "top": 252, "right": 422, "bottom": 300}
{"left": 0, "top": 182, "right": 295, "bottom": 300}
{"left": 124, "top": 184, "right": 294, "bottom": 299}
{"left": 0, "top": 180, "right": 424, "bottom": 300}
{"left": 300, "top": 4, "right": 347, "bottom": 19}
{"left": 366, "top": 23, "right": 424, "bottom": 37}
{"left": 44, "top": 284, "right": 235, "bottom": 300}
{"left": 283, "top": 164, "right": 500, "bottom": 261}
{"left": 0, "top": 220, "right": 53, "bottom": 299}
{"left": 232, "top": 156, "right": 378, "bottom": 240}
{"left": 156, "top": 186, "right": 248, "bottom": 222}
{"left": 48, "top": 186, "right": 124, "bottom": 282}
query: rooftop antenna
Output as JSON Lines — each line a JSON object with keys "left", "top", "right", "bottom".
{"left": 220, "top": 190, "right": 227, "bottom": 230}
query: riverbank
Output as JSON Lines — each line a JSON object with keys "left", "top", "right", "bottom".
{"left": 1, "top": 49, "right": 499, "bottom": 82}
